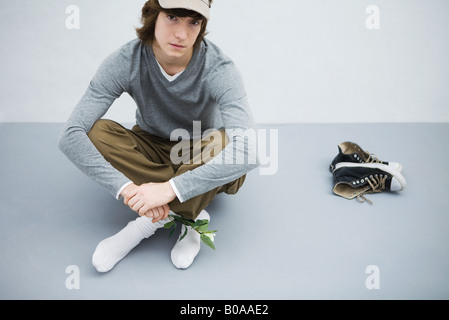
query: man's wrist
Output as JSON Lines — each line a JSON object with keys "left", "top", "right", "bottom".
{"left": 164, "top": 181, "right": 177, "bottom": 202}
{"left": 120, "top": 182, "right": 137, "bottom": 199}
{"left": 169, "top": 179, "right": 184, "bottom": 203}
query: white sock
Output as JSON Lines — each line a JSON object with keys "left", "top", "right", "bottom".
{"left": 92, "top": 216, "right": 167, "bottom": 272}
{"left": 171, "top": 210, "right": 210, "bottom": 269}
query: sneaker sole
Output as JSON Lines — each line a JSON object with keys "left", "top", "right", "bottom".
{"left": 334, "top": 162, "right": 406, "bottom": 191}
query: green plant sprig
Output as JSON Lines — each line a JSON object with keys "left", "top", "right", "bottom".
{"left": 164, "top": 214, "right": 217, "bottom": 250}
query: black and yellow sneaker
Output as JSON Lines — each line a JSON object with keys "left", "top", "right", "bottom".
{"left": 329, "top": 141, "right": 403, "bottom": 172}
{"left": 332, "top": 163, "right": 406, "bottom": 204}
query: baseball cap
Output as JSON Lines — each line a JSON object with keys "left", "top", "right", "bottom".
{"left": 158, "top": 0, "right": 211, "bottom": 20}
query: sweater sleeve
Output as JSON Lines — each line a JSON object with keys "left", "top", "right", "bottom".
{"left": 58, "top": 48, "right": 132, "bottom": 197}
{"left": 171, "top": 61, "right": 259, "bottom": 201}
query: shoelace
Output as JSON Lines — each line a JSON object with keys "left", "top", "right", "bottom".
{"left": 356, "top": 175, "right": 387, "bottom": 205}
{"left": 364, "top": 151, "right": 382, "bottom": 164}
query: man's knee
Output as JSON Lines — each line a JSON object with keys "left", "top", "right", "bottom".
{"left": 88, "top": 119, "right": 112, "bottom": 136}
{"left": 88, "top": 119, "right": 122, "bottom": 145}
{"left": 221, "top": 175, "right": 246, "bottom": 195}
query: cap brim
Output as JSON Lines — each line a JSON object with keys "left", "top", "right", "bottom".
{"left": 158, "top": 0, "right": 210, "bottom": 20}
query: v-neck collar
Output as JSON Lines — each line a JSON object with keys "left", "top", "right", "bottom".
{"left": 145, "top": 43, "right": 200, "bottom": 85}
{"left": 156, "top": 59, "right": 184, "bottom": 82}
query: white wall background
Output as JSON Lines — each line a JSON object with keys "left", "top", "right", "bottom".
{"left": 0, "top": 0, "right": 448, "bottom": 123}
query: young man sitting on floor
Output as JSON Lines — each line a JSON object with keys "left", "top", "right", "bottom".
{"left": 59, "top": 0, "right": 258, "bottom": 272}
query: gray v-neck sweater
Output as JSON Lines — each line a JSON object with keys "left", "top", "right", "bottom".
{"left": 58, "top": 38, "right": 258, "bottom": 202}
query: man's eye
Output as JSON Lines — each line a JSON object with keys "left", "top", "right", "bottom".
{"left": 191, "top": 20, "right": 201, "bottom": 26}
{"left": 167, "top": 15, "right": 177, "bottom": 21}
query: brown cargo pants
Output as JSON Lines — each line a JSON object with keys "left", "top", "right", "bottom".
{"left": 87, "top": 119, "right": 246, "bottom": 220}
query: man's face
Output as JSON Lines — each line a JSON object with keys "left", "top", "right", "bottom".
{"left": 153, "top": 12, "right": 203, "bottom": 60}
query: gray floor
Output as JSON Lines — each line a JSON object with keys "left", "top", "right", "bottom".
{"left": 0, "top": 122, "right": 448, "bottom": 300}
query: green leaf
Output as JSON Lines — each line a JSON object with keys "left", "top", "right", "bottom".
{"left": 193, "top": 219, "right": 208, "bottom": 226}
{"left": 200, "top": 234, "right": 215, "bottom": 250}
{"left": 164, "top": 220, "right": 175, "bottom": 229}
{"left": 192, "top": 219, "right": 210, "bottom": 233}
{"left": 178, "top": 226, "right": 189, "bottom": 242}
{"left": 168, "top": 222, "right": 177, "bottom": 237}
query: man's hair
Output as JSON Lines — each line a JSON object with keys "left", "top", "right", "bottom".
{"left": 136, "top": 0, "right": 210, "bottom": 48}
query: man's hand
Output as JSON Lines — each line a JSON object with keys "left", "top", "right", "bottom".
{"left": 121, "top": 182, "right": 177, "bottom": 223}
